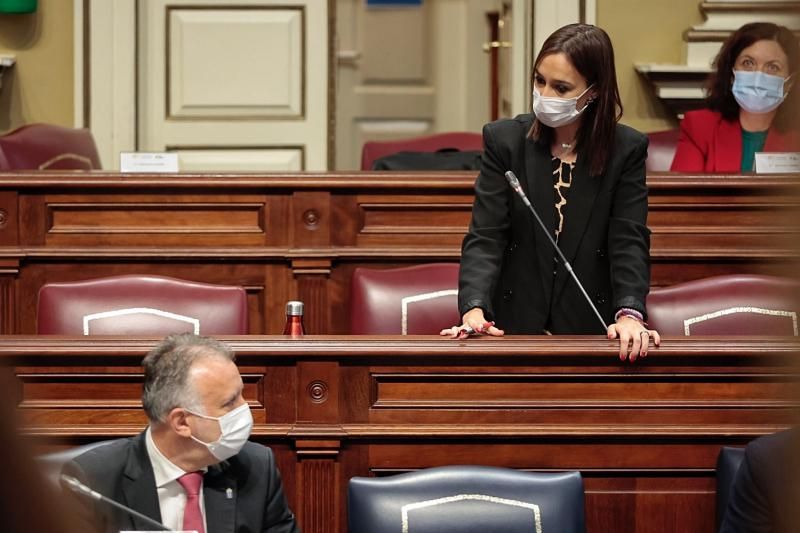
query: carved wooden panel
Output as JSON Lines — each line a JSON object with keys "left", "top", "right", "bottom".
{"left": 17, "top": 372, "right": 264, "bottom": 409}
{"left": 46, "top": 202, "right": 265, "bottom": 235}
{"left": 297, "top": 458, "right": 339, "bottom": 533}
{"left": 0, "top": 269, "right": 17, "bottom": 334}
{"left": 0, "top": 190, "right": 18, "bottom": 246}
{"left": 41, "top": 194, "right": 271, "bottom": 246}
{"left": 298, "top": 361, "right": 339, "bottom": 423}
{"left": 370, "top": 372, "right": 794, "bottom": 409}
{"left": 356, "top": 197, "right": 472, "bottom": 245}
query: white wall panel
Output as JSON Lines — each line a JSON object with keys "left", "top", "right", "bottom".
{"left": 169, "top": 8, "right": 303, "bottom": 118}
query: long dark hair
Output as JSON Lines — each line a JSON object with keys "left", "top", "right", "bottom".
{"left": 707, "top": 22, "right": 800, "bottom": 131}
{"left": 528, "top": 23, "right": 623, "bottom": 176}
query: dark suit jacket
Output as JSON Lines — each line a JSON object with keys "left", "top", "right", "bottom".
{"left": 720, "top": 429, "right": 800, "bottom": 533}
{"left": 671, "top": 108, "right": 800, "bottom": 172}
{"left": 62, "top": 432, "right": 299, "bottom": 533}
{"left": 458, "top": 113, "right": 650, "bottom": 334}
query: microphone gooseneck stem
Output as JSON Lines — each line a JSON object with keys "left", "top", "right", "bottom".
{"left": 504, "top": 171, "right": 609, "bottom": 333}
{"left": 61, "top": 475, "right": 172, "bottom": 531}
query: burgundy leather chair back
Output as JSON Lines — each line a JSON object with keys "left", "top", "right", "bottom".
{"left": 37, "top": 275, "right": 248, "bottom": 335}
{"left": 361, "top": 132, "right": 483, "bottom": 170}
{"left": 646, "top": 129, "right": 680, "bottom": 172}
{"left": 647, "top": 274, "right": 800, "bottom": 336}
{"left": 350, "top": 264, "right": 460, "bottom": 334}
{"left": 0, "top": 123, "right": 101, "bottom": 170}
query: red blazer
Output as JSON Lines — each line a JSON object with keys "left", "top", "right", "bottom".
{"left": 670, "top": 108, "right": 800, "bottom": 172}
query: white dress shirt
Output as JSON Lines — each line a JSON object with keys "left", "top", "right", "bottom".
{"left": 145, "top": 427, "right": 208, "bottom": 532}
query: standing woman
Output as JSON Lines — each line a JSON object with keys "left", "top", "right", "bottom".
{"left": 671, "top": 22, "right": 800, "bottom": 172}
{"left": 442, "top": 23, "right": 659, "bottom": 362}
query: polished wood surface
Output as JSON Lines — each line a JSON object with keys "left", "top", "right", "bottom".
{"left": 7, "top": 335, "right": 799, "bottom": 533}
{"left": 0, "top": 171, "right": 797, "bottom": 335}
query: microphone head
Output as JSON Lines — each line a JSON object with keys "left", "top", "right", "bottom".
{"left": 60, "top": 474, "right": 81, "bottom": 489}
{"left": 60, "top": 474, "right": 93, "bottom": 497}
{"left": 504, "top": 171, "right": 521, "bottom": 189}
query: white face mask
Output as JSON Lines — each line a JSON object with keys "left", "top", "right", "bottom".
{"left": 186, "top": 402, "right": 253, "bottom": 461}
{"left": 533, "top": 84, "right": 594, "bottom": 128}
{"left": 732, "top": 70, "right": 790, "bottom": 114}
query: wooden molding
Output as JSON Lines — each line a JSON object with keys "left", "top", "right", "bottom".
{"left": 700, "top": 1, "right": 800, "bottom": 13}
{"left": 0, "top": 172, "right": 795, "bottom": 189}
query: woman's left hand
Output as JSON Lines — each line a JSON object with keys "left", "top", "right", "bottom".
{"left": 607, "top": 316, "right": 661, "bottom": 362}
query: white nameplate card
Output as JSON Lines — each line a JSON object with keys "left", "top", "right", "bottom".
{"left": 754, "top": 152, "right": 800, "bottom": 174}
{"left": 120, "top": 152, "right": 179, "bottom": 173}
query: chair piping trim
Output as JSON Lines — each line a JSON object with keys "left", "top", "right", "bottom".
{"left": 400, "top": 493, "right": 542, "bottom": 533}
{"left": 683, "top": 306, "right": 798, "bottom": 336}
{"left": 38, "top": 153, "right": 94, "bottom": 170}
{"left": 83, "top": 307, "right": 200, "bottom": 335}
{"left": 400, "top": 289, "right": 458, "bottom": 335}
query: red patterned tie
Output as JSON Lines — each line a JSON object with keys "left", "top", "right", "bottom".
{"left": 177, "top": 471, "right": 205, "bottom": 533}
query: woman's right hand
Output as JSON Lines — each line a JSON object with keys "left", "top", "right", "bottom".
{"left": 439, "top": 308, "right": 505, "bottom": 338}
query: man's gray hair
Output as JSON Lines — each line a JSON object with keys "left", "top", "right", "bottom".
{"left": 141, "top": 333, "right": 235, "bottom": 423}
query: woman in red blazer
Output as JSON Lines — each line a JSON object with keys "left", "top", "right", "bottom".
{"left": 671, "top": 23, "right": 800, "bottom": 173}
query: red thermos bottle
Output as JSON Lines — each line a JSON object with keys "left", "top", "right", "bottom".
{"left": 283, "top": 301, "right": 305, "bottom": 336}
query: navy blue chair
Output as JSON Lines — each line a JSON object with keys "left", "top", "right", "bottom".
{"left": 348, "top": 465, "right": 585, "bottom": 533}
{"left": 716, "top": 447, "right": 745, "bottom": 531}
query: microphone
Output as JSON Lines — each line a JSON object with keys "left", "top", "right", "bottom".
{"left": 504, "top": 170, "right": 608, "bottom": 333}
{"left": 61, "top": 474, "right": 173, "bottom": 531}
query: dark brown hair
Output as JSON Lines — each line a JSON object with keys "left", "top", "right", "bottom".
{"left": 707, "top": 22, "right": 800, "bottom": 131}
{"left": 529, "top": 23, "right": 623, "bottom": 176}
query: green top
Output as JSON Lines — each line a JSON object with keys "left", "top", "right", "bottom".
{"left": 741, "top": 129, "right": 769, "bottom": 172}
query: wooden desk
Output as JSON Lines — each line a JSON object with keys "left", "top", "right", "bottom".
{"left": 6, "top": 335, "right": 798, "bottom": 533}
{"left": 0, "top": 172, "right": 797, "bottom": 334}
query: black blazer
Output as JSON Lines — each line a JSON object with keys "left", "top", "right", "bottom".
{"left": 62, "top": 432, "right": 299, "bottom": 533}
{"left": 458, "top": 113, "right": 651, "bottom": 334}
{"left": 720, "top": 429, "right": 800, "bottom": 533}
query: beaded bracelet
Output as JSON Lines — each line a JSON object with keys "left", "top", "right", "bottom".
{"left": 615, "top": 307, "right": 648, "bottom": 327}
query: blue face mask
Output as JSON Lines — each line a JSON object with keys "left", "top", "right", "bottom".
{"left": 732, "top": 70, "right": 790, "bottom": 114}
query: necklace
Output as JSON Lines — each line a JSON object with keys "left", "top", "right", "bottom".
{"left": 556, "top": 140, "right": 575, "bottom": 159}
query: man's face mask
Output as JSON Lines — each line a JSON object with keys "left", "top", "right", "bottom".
{"left": 185, "top": 402, "right": 253, "bottom": 461}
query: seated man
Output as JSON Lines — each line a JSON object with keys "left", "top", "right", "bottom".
{"left": 720, "top": 429, "right": 800, "bottom": 533}
{"left": 63, "top": 333, "right": 299, "bottom": 533}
